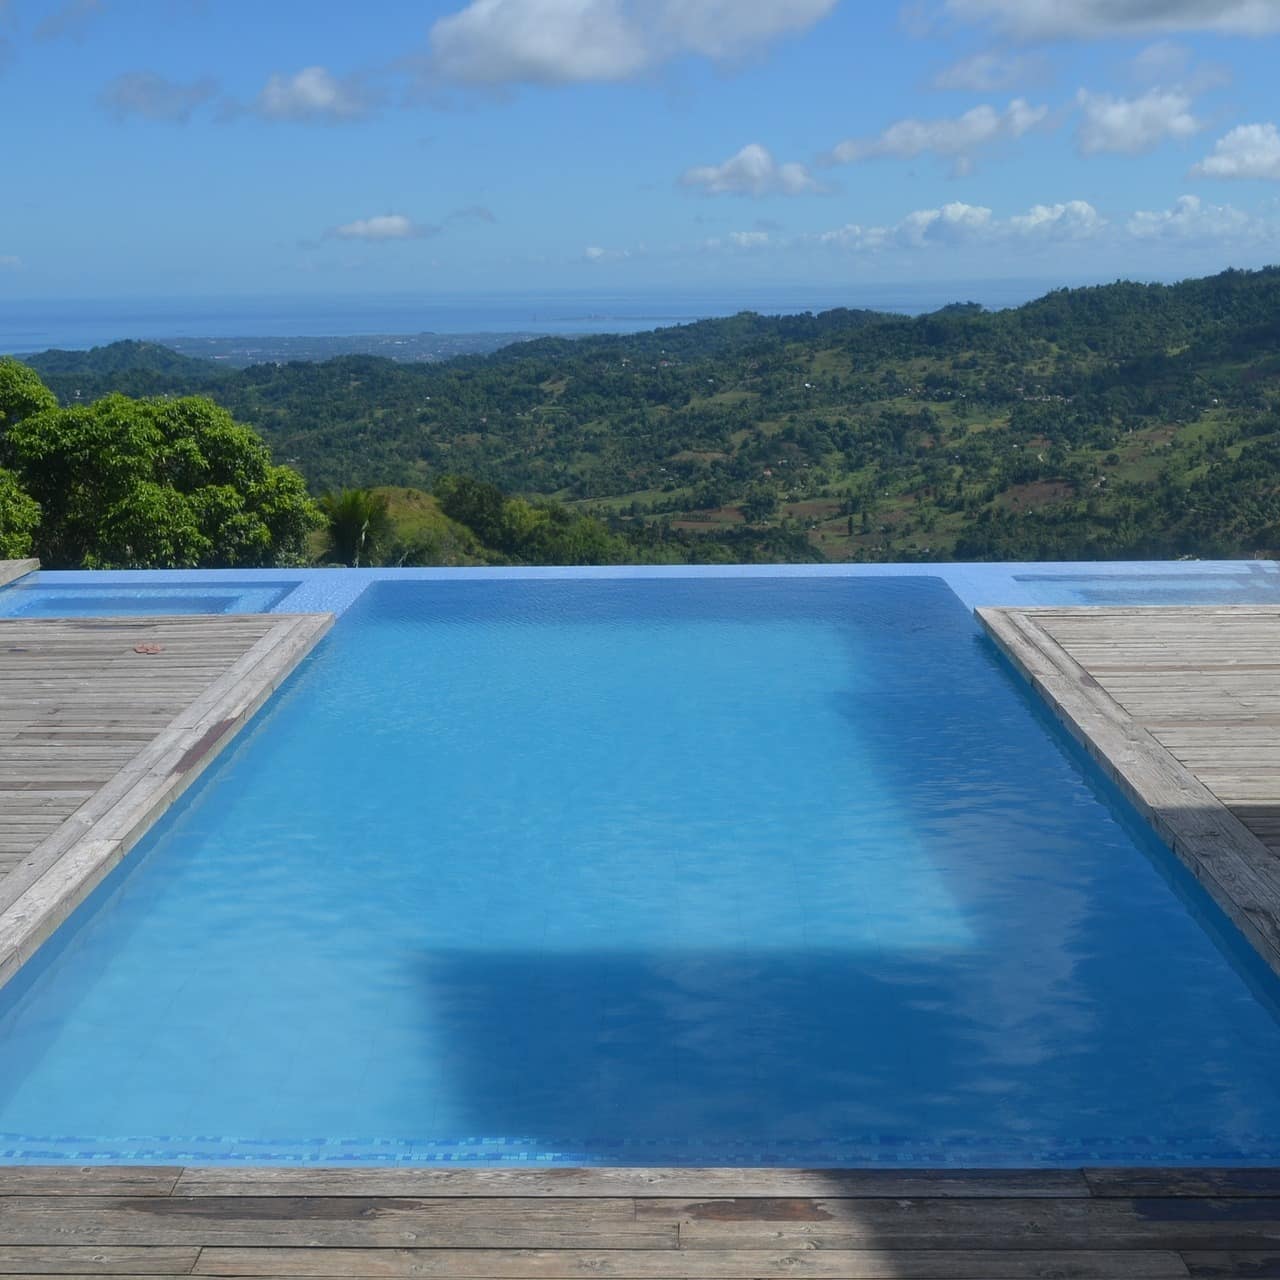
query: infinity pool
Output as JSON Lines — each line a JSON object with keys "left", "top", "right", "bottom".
{"left": 3, "top": 574, "right": 1280, "bottom": 1165}
{"left": 0, "top": 580, "right": 296, "bottom": 617}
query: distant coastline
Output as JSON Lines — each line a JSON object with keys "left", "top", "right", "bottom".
{"left": 0, "top": 280, "right": 1066, "bottom": 355}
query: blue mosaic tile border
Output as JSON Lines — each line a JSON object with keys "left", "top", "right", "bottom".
{"left": 5, "top": 1132, "right": 1280, "bottom": 1167}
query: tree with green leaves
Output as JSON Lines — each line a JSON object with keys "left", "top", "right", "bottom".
{"left": 318, "top": 488, "right": 395, "bottom": 567}
{"left": 1, "top": 372, "right": 321, "bottom": 569}
{"left": 740, "top": 484, "right": 779, "bottom": 525}
{"left": 0, "top": 467, "right": 40, "bottom": 558}
{"left": 0, "top": 358, "right": 58, "bottom": 433}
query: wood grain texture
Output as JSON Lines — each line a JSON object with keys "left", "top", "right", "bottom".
{"left": 0, "top": 1244, "right": 199, "bottom": 1274}
{"left": 190, "top": 1246, "right": 1191, "bottom": 1278}
{"left": 17, "top": 1166, "right": 1280, "bottom": 1276}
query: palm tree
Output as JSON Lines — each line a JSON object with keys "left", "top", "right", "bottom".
{"left": 319, "top": 489, "right": 394, "bottom": 567}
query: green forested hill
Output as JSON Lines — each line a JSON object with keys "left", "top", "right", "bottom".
{"left": 22, "top": 267, "right": 1280, "bottom": 563}
{"left": 25, "top": 340, "right": 223, "bottom": 394}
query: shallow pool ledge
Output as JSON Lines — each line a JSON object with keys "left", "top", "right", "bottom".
{"left": 0, "top": 611, "right": 333, "bottom": 993}
{"left": 980, "top": 604, "right": 1280, "bottom": 979}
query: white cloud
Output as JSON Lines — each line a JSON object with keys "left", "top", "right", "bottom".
{"left": 324, "top": 207, "right": 496, "bottom": 243}
{"left": 820, "top": 201, "right": 994, "bottom": 250}
{"left": 1075, "top": 88, "right": 1200, "bottom": 155}
{"left": 584, "top": 245, "right": 631, "bottom": 261}
{"left": 99, "top": 71, "right": 217, "bottom": 123}
{"left": 1127, "top": 194, "right": 1258, "bottom": 239}
{"left": 773, "top": 192, "right": 1272, "bottom": 259}
{"left": 816, "top": 223, "right": 890, "bottom": 251}
{"left": 728, "top": 230, "right": 770, "bottom": 248}
{"left": 427, "top": 0, "right": 838, "bottom": 86}
{"left": 255, "top": 66, "right": 368, "bottom": 122}
{"left": 1191, "top": 122, "right": 1280, "bottom": 179}
{"left": 819, "top": 198, "right": 1104, "bottom": 251}
{"left": 331, "top": 215, "right": 427, "bottom": 241}
{"left": 901, "top": 201, "right": 994, "bottom": 244}
{"left": 826, "top": 98, "right": 1048, "bottom": 172}
{"left": 680, "top": 144, "right": 824, "bottom": 197}
{"left": 430, "top": 0, "right": 644, "bottom": 85}
{"left": 943, "top": 0, "right": 1280, "bottom": 39}
{"left": 656, "top": 0, "right": 840, "bottom": 60}
{"left": 1008, "top": 200, "right": 1107, "bottom": 237}
{"left": 0, "top": 255, "right": 19, "bottom": 269}
{"left": 930, "top": 50, "right": 1046, "bottom": 92}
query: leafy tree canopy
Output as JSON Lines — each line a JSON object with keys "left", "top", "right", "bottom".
{"left": 1, "top": 373, "right": 321, "bottom": 569}
{"left": 0, "top": 357, "right": 58, "bottom": 433}
{"left": 0, "top": 467, "right": 40, "bottom": 559}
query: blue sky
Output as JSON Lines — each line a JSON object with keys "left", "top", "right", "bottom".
{"left": 1, "top": 0, "right": 1279, "bottom": 300}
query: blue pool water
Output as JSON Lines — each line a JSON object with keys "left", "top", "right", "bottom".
{"left": 1015, "top": 567, "right": 1280, "bottom": 607}
{"left": 0, "top": 581, "right": 296, "bottom": 617}
{"left": 4, "top": 574, "right": 1280, "bottom": 1165}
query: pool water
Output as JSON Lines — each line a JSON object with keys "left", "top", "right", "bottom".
{"left": 0, "top": 581, "right": 296, "bottom": 617}
{"left": 4, "top": 575, "right": 1280, "bottom": 1165}
{"left": 1015, "top": 567, "right": 1280, "bottom": 606}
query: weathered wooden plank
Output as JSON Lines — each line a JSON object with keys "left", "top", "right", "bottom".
{"left": 1182, "top": 1251, "right": 1280, "bottom": 1277}
{"left": 646, "top": 1197, "right": 1280, "bottom": 1251}
{"left": 0, "top": 1168, "right": 182, "bottom": 1197}
{"left": 0, "top": 1197, "right": 668, "bottom": 1249}
{"left": 190, "top": 1246, "right": 1190, "bottom": 1278}
{"left": 11, "top": 1187, "right": 1269, "bottom": 1267}
{"left": 0, "top": 1244, "right": 198, "bottom": 1274}
{"left": 171, "top": 1167, "right": 1089, "bottom": 1199}
{"left": 672, "top": 1216, "right": 1276, "bottom": 1253}
{"left": 1086, "top": 1171, "right": 1280, "bottom": 1199}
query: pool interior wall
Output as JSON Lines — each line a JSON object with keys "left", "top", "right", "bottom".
{"left": 9, "top": 557, "right": 1280, "bottom": 618}
{"left": 2, "top": 561, "right": 1280, "bottom": 1167}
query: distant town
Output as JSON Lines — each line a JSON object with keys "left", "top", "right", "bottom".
{"left": 160, "top": 330, "right": 543, "bottom": 368}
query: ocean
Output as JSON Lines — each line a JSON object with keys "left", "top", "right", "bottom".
{"left": 0, "top": 281, "right": 1062, "bottom": 355}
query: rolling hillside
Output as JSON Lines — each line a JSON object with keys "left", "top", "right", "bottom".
{"left": 23, "top": 267, "right": 1280, "bottom": 563}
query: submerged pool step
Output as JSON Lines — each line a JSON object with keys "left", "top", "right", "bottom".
{"left": 980, "top": 604, "right": 1280, "bottom": 982}
{"left": 0, "top": 611, "right": 334, "bottom": 993}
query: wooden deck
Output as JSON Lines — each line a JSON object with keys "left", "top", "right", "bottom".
{"left": 0, "top": 611, "right": 333, "bottom": 992}
{"left": 3, "top": 1165, "right": 1280, "bottom": 1277}
{"left": 979, "top": 606, "right": 1280, "bottom": 979}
